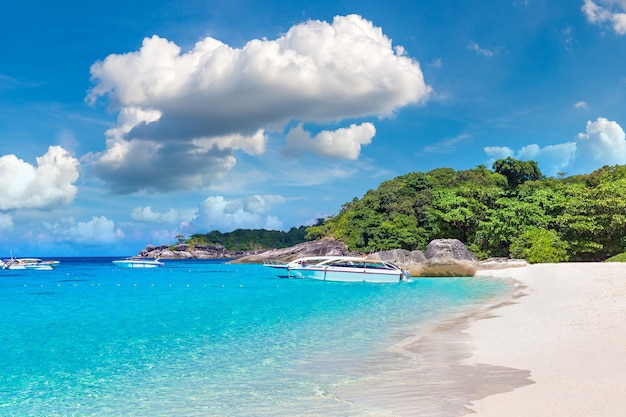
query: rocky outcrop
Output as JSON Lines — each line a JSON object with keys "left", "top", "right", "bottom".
{"left": 230, "top": 238, "right": 357, "bottom": 263}
{"left": 477, "top": 257, "right": 529, "bottom": 270}
{"left": 136, "top": 237, "right": 488, "bottom": 277}
{"left": 235, "top": 237, "right": 479, "bottom": 277}
{"left": 420, "top": 239, "right": 479, "bottom": 277}
{"left": 139, "top": 243, "right": 237, "bottom": 259}
{"left": 137, "top": 238, "right": 355, "bottom": 261}
{"left": 365, "top": 239, "right": 478, "bottom": 277}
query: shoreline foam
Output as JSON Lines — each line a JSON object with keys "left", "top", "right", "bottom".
{"left": 465, "top": 263, "right": 626, "bottom": 416}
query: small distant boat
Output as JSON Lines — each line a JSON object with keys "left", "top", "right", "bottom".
{"left": 264, "top": 256, "right": 411, "bottom": 283}
{"left": 2, "top": 258, "right": 59, "bottom": 270}
{"left": 112, "top": 257, "right": 164, "bottom": 269}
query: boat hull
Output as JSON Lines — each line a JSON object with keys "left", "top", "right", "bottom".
{"left": 263, "top": 263, "right": 290, "bottom": 278}
{"left": 112, "top": 260, "right": 163, "bottom": 269}
{"left": 288, "top": 266, "right": 403, "bottom": 283}
{"left": 2, "top": 258, "right": 58, "bottom": 270}
{"left": 23, "top": 264, "right": 55, "bottom": 271}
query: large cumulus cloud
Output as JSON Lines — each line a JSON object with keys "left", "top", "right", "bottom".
{"left": 87, "top": 14, "right": 431, "bottom": 193}
{"left": 0, "top": 146, "right": 79, "bottom": 211}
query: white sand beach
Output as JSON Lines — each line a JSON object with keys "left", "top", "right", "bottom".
{"left": 465, "top": 263, "right": 626, "bottom": 416}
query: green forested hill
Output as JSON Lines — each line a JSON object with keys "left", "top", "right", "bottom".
{"left": 188, "top": 227, "right": 308, "bottom": 251}
{"left": 305, "top": 158, "right": 626, "bottom": 263}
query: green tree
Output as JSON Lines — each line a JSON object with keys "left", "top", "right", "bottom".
{"left": 426, "top": 189, "right": 475, "bottom": 242}
{"left": 558, "top": 178, "right": 626, "bottom": 260}
{"left": 493, "top": 157, "right": 543, "bottom": 188}
{"left": 376, "top": 213, "right": 425, "bottom": 250}
{"left": 510, "top": 228, "right": 569, "bottom": 263}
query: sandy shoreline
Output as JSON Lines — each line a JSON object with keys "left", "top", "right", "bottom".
{"left": 465, "top": 263, "right": 626, "bottom": 416}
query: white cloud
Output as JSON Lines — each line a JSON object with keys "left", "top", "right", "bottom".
{"left": 484, "top": 117, "right": 626, "bottom": 176}
{"left": 484, "top": 146, "right": 514, "bottom": 161}
{"left": 468, "top": 41, "right": 501, "bottom": 57}
{"left": 131, "top": 206, "right": 193, "bottom": 224}
{"left": 574, "top": 101, "right": 588, "bottom": 109}
{"left": 518, "top": 143, "right": 577, "bottom": 174}
{"left": 283, "top": 122, "right": 376, "bottom": 159}
{"left": 191, "top": 195, "right": 285, "bottom": 232}
{"left": 0, "top": 146, "right": 79, "bottom": 211}
{"left": 87, "top": 107, "right": 237, "bottom": 193}
{"left": 486, "top": 143, "right": 576, "bottom": 176}
{"left": 192, "top": 130, "right": 267, "bottom": 156}
{"left": 582, "top": 0, "right": 626, "bottom": 34}
{"left": 573, "top": 117, "right": 626, "bottom": 171}
{"left": 87, "top": 14, "right": 431, "bottom": 193}
{"left": 44, "top": 216, "right": 124, "bottom": 244}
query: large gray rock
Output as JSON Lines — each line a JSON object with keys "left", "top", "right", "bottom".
{"left": 420, "top": 239, "right": 478, "bottom": 277}
{"left": 366, "top": 249, "right": 426, "bottom": 277}
{"left": 367, "top": 240, "right": 477, "bottom": 277}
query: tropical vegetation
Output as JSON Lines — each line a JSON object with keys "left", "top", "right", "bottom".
{"left": 187, "top": 227, "right": 307, "bottom": 252}
{"left": 186, "top": 158, "right": 626, "bottom": 263}
{"left": 305, "top": 158, "right": 626, "bottom": 263}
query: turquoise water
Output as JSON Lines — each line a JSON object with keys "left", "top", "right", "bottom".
{"left": 0, "top": 258, "right": 513, "bottom": 416}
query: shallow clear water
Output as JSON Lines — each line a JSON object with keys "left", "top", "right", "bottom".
{"left": 0, "top": 258, "right": 513, "bottom": 416}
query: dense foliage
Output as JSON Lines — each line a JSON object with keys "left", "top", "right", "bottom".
{"left": 188, "top": 227, "right": 307, "bottom": 251}
{"left": 305, "top": 160, "right": 626, "bottom": 262}
{"left": 606, "top": 252, "right": 626, "bottom": 262}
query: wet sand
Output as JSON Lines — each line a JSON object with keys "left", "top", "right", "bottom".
{"left": 334, "top": 276, "right": 532, "bottom": 416}
{"left": 465, "top": 263, "right": 626, "bottom": 416}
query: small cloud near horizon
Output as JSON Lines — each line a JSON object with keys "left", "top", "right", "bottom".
{"left": 484, "top": 117, "right": 626, "bottom": 176}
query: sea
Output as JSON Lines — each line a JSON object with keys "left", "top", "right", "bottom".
{"left": 0, "top": 258, "right": 515, "bottom": 417}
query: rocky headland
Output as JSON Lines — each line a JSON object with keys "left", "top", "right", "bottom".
{"left": 138, "top": 243, "right": 246, "bottom": 260}
{"left": 136, "top": 237, "right": 521, "bottom": 277}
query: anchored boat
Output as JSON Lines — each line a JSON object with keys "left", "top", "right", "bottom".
{"left": 265, "top": 256, "right": 411, "bottom": 283}
{"left": 112, "top": 257, "right": 164, "bottom": 269}
{"left": 1, "top": 258, "right": 59, "bottom": 270}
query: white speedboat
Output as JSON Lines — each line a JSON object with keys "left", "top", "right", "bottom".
{"left": 2, "top": 258, "right": 59, "bottom": 270}
{"left": 263, "top": 256, "right": 341, "bottom": 278}
{"left": 266, "top": 256, "right": 411, "bottom": 283}
{"left": 112, "top": 257, "right": 164, "bottom": 268}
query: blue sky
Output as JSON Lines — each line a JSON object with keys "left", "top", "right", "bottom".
{"left": 1, "top": 0, "right": 626, "bottom": 256}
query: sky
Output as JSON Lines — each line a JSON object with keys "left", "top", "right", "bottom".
{"left": 1, "top": 0, "right": 626, "bottom": 257}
